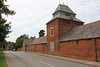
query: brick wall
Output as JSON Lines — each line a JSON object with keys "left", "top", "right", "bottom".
{"left": 95, "top": 38, "right": 100, "bottom": 61}
{"left": 22, "top": 38, "right": 100, "bottom": 61}
{"left": 35, "top": 44, "right": 43, "bottom": 53}
{"left": 58, "top": 39, "right": 95, "bottom": 61}
{"left": 44, "top": 38, "right": 100, "bottom": 61}
{"left": 58, "top": 18, "right": 84, "bottom": 39}
{"left": 47, "top": 19, "right": 59, "bottom": 55}
{"left": 46, "top": 18, "right": 84, "bottom": 55}
{"left": 22, "top": 41, "right": 25, "bottom": 51}
{"left": 34, "top": 44, "right": 46, "bottom": 53}
{"left": 30, "top": 45, "right": 34, "bottom": 52}
{"left": 17, "top": 48, "right": 22, "bottom": 51}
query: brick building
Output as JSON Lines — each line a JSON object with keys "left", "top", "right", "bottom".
{"left": 22, "top": 4, "right": 100, "bottom": 61}
{"left": 22, "top": 39, "right": 33, "bottom": 51}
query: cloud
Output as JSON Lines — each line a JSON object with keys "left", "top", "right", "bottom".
{"left": 4, "top": 0, "right": 100, "bottom": 42}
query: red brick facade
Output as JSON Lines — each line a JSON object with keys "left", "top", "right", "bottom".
{"left": 46, "top": 18, "right": 84, "bottom": 55}
{"left": 22, "top": 38, "right": 100, "bottom": 61}
{"left": 22, "top": 41, "right": 25, "bottom": 51}
{"left": 21, "top": 18, "right": 100, "bottom": 61}
{"left": 21, "top": 4, "right": 100, "bottom": 62}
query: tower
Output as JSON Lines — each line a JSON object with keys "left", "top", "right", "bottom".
{"left": 46, "top": 4, "right": 84, "bottom": 54}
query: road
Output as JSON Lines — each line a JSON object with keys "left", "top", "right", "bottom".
{"left": 4, "top": 51, "right": 93, "bottom": 67}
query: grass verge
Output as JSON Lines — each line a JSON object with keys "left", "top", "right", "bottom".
{"left": 0, "top": 51, "right": 7, "bottom": 67}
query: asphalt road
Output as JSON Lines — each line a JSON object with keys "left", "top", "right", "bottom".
{"left": 4, "top": 51, "right": 93, "bottom": 67}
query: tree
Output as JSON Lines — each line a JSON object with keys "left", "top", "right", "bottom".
{"left": 0, "top": 0, "right": 15, "bottom": 47}
{"left": 30, "top": 36, "right": 36, "bottom": 40}
{"left": 39, "top": 30, "right": 45, "bottom": 37}
{"left": 15, "top": 34, "right": 29, "bottom": 50}
{"left": 0, "top": 39, "right": 6, "bottom": 48}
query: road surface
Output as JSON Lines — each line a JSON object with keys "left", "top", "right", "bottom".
{"left": 4, "top": 51, "right": 93, "bottom": 67}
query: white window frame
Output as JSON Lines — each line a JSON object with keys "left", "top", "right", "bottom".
{"left": 50, "top": 42, "right": 54, "bottom": 52}
{"left": 50, "top": 27, "right": 54, "bottom": 36}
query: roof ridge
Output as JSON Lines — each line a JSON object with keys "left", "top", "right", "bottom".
{"left": 76, "top": 20, "right": 100, "bottom": 28}
{"left": 59, "top": 20, "right": 100, "bottom": 42}
{"left": 53, "top": 4, "right": 76, "bottom": 15}
{"left": 30, "top": 36, "right": 47, "bottom": 45}
{"left": 35, "top": 36, "right": 46, "bottom": 40}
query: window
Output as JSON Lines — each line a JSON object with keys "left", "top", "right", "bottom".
{"left": 87, "top": 38, "right": 91, "bottom": 41}
{"left": 50, "top": 27, "right": 54, "bottom": 36}
{"left": 25, "top": 45, "right": 27, "bottom": 51}
{"left": 76, "top": 40, "right": 78, "bottom": 44}
{"left": 65, "top": 13, "right": 70, "bottom": 16}
{"left": 50, "top": 42, "right": 54, "bottom": 52}
{"left": 34, "top": 45, "right": 36, "bottom": 50}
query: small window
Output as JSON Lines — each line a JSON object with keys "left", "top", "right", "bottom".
{"left": 87, "top": 38, "right": 91, "bottom": 41}
{"left": 76, "top": 40, "right": 78, "bottom": 44}
{"left": 65, "top": 13, "right": 70, "bottom": 16}
{"left": 34, "top": 45, "right": 36, "bottom": 50}
{"left": 50, "top": 27, "right": 54, "bottom": 36}
{"left": 50, "top": 42, "right": 54, "bottom": 52}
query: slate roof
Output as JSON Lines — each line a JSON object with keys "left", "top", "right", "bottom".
{"left": 53, "top": 4, "right": 76, "bottom": 15}
{"left": 48, "top": 14, "right": 84, "bottom": 23}
{"left": 24, "top": 39, "right": 33, "bottom": 45}
{"left": 47, "top": 4, "right": 84, "bottom": 24}
{"left": 30, "top": 36, "right": 47, "bottom": 45}
{"left": 59, "top": 20, "right": 100, "bottom": 42}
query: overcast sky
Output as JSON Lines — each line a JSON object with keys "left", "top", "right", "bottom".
{"left": 3, "top": 0, "right": 100, "bottom": 42}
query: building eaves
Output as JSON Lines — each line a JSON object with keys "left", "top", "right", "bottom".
{"left": 59, "top": 20, "right": 100, "bottom": 42}
{"left": 30, "top": 36, "right": 47, "bottom": 45}
{"left": 24, "top": 39, "right": 33, "bottom": 45}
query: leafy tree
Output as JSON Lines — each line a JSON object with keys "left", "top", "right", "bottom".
{"left": 39, "top": 30, "right": 45, "bottom": 37}
{"left": 6, "top": 41, "right": 14, "bottom": 49}
{"left": 0, "top": 39, "right": 6, "bottom": 48}
{"left": 15, "top": 34, "right": 29, "bottom": 50}
{"left": 30, "top": 36, "right": 36, "bottom": 40}
{"left": 0, "top": 0, "right": 15, "bottom": 47}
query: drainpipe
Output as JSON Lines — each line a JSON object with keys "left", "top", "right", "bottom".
{"left": 93, "top": 38, "right": 98, "bottom": 62}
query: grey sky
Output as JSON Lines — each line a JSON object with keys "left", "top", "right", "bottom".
{"left": 3, "top": 0, "right": 100, "bottom": 42}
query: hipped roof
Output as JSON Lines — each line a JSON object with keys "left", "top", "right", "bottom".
{"left": 53, "top": 4, "right": 76, "bottom": 15}
{"left": 48, "top": 14, "right": 84, "bottom": 23}
{"left": 47, "top": 4, "right": 84, "bottom": 24}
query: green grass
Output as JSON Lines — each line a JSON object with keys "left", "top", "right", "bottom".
{"left": 0, "top": 51, "right": 7, "bottom": 67}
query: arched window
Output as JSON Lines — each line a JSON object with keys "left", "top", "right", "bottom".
{"left": 50, "top": 42, "right": 54, "bottom": 52}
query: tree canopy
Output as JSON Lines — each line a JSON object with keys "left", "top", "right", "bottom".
{"left": 15, "top": 34, "right": 29, "bottom": 50}
{"left": 0, "top": 0, "right": 15, "bottom": 47}
{"left": 30, "top": 36, "right": 36, "bottom": 40}
{"left": 39, "top": 30, "right": 45, "bottom": 37}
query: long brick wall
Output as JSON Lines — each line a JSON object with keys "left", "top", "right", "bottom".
{"left": 21, "top": 38, "right": 100, "bottom": 61}
{"left": 58, "top": 39, "right": 95, "bottom": 61}
{"left": 29, "top": 38, "right": 100, "bottom": 61}
{"left": 96, "top": 38, "right": 100, "bottom": 61}
{"left": 22, "top": 41, "right": 25, "bottom": 51}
